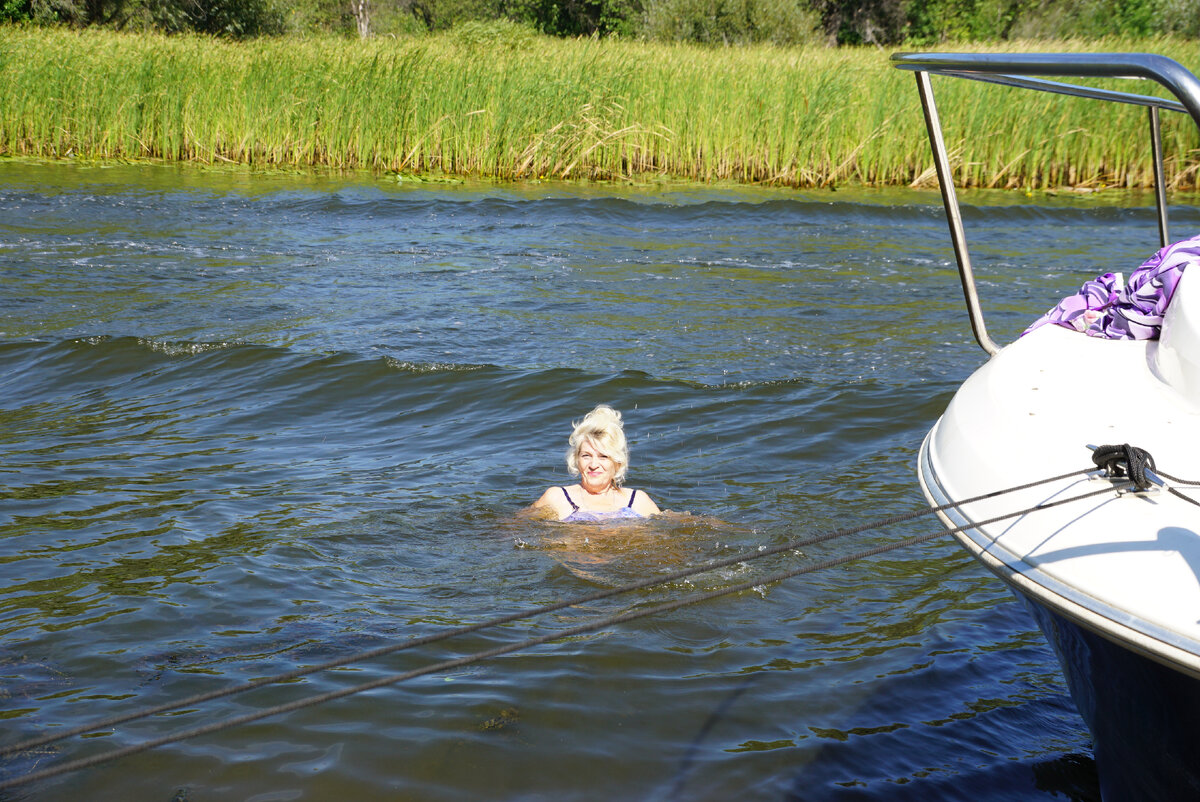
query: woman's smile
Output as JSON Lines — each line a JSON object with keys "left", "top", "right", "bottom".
{"left": 578, "top": 441, "right": 617, "bottom": 494}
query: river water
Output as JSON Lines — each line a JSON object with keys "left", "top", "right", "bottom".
{"left": 2, "top": 160, "right": 1194, "bottom": 801}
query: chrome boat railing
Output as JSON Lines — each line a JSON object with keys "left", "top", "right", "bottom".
{"left": 891, "top": 52, "right": 1200, "bottom": 355}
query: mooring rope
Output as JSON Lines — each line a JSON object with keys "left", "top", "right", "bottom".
{"left": 1152, "top": 468, "right": 1200, "bottom": 508}
{"left": 1092, "top": 443, "right": 1156, "bottom": 490}
{"left": 0, "top": 458, "right": 1155, "bottom": 791}
{"left": 1092, "top": 443, "right": 1200, "bottom": 507}
{"left": 0, "top": 464, "right": 1094, "bottom": 763}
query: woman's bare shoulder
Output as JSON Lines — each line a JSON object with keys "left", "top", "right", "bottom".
{"left": 524, "top": 486, "right": 572, "bottom": 520}
{"left": 630, "top": 488, "right": 661, "bottom": 517}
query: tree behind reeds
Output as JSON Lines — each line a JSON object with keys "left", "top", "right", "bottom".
{"left": 642, "top": 0, "right": 821, "bottom": 45}
{"left": 4, "top": 0, "right": 1200, "bottom": 44}
{"left": 18, "top": 0, "right": 285, "bottom": 34}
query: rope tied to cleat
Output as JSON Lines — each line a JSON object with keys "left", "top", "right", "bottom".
{"left": 1089, "top": 443, "right": 1200, "bottom": 506}
{"left": 1091, "top": 443, "right": 1157, "bottom": 491}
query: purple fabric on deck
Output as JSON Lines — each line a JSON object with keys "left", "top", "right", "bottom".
{"left": 1024, "top": 234, "right": 1200, "bottom": 340}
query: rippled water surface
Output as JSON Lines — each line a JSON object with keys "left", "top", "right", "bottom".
{"left": 3, "top": 160, "right": 1196, "bottom": 801}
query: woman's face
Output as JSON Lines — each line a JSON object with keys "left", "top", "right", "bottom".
{"left": 578, "top": 439, "right": 619, "bottom": 493}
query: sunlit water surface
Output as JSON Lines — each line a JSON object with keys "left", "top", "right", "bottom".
{"left": 2, "top": 160, "right": 1195, "bottom": 801}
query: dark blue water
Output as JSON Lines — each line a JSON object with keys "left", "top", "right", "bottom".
{"left": 2, "top": 160, "right": 1194, "bottom": 800}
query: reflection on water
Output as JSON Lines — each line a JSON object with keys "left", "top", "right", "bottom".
{"left": 1, "top": 161, "right": 1180, "bottom": 800}
{"left": 531, "top": 514, "right": 764, "bottom": 590}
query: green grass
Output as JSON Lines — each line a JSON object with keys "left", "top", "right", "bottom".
{"left": 1, "top": 26, "right": 1199, "bottom": 188}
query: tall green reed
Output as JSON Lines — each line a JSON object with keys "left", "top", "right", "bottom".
{"left": 0, "top": 27, "right": 1197, "bottom": 188}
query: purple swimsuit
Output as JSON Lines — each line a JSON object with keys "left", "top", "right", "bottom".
{"left": 560, "top": 487, "right": 644, "bottom": 523}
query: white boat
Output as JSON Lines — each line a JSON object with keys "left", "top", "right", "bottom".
{"left": 891, "top": 52, "right": 1200, "bottom": 800}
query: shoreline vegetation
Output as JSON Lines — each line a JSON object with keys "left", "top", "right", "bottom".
{"left": 2, "top": 27, "right": 1199, "bottom": 189}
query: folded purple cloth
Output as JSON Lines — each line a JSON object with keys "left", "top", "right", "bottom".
{"left": 1024, "top": 234, "right": 1200, "bottom": 340}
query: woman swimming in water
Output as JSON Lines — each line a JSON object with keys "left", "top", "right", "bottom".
{"left": 530, "top": 404, "right": 661, "bottom": 522}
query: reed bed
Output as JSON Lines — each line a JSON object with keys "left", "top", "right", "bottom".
{"left": 1, "top": 27, "right": 1199, "bottom": 188}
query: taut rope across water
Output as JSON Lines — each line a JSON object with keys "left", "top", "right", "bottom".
{"left": 5, "top": 455, "right": 1180, "bottom": 791}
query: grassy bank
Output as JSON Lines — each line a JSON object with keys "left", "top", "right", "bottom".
{"left": 1, "top": 26, "right": 1199, "bottom": 188}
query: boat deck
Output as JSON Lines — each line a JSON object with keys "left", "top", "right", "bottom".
{"left": 920, "top": 269, "right": 1200, "bottom": 677}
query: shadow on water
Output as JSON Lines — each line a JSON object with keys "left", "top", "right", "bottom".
{"left": 664, "top": 638, "right": 1102, "bottom": 801}
{"left": 778, "top": 751, "right": 1101, "bottom": 801}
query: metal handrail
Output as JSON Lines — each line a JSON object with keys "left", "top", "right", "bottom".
{"left": 892, "top": 52, "right": 1200, "bottom": 355}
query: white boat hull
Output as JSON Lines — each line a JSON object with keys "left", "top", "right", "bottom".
{"left": 919, "top": 268, "right": 1200, "bottom": 799}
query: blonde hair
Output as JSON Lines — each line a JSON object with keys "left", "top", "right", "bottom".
{"left": 566, "top": 404, "right": 629, "bottom": 485}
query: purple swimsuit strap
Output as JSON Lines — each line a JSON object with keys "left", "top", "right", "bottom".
{"left": 560, "top": 486, "right": 637, "bottom": 511}
{"left": 559, "top": 486, "right": 579, "bottom": 511}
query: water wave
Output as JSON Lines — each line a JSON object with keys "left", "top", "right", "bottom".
{"left": 0, "top": 163, "right": 1106, "bottom": 801}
